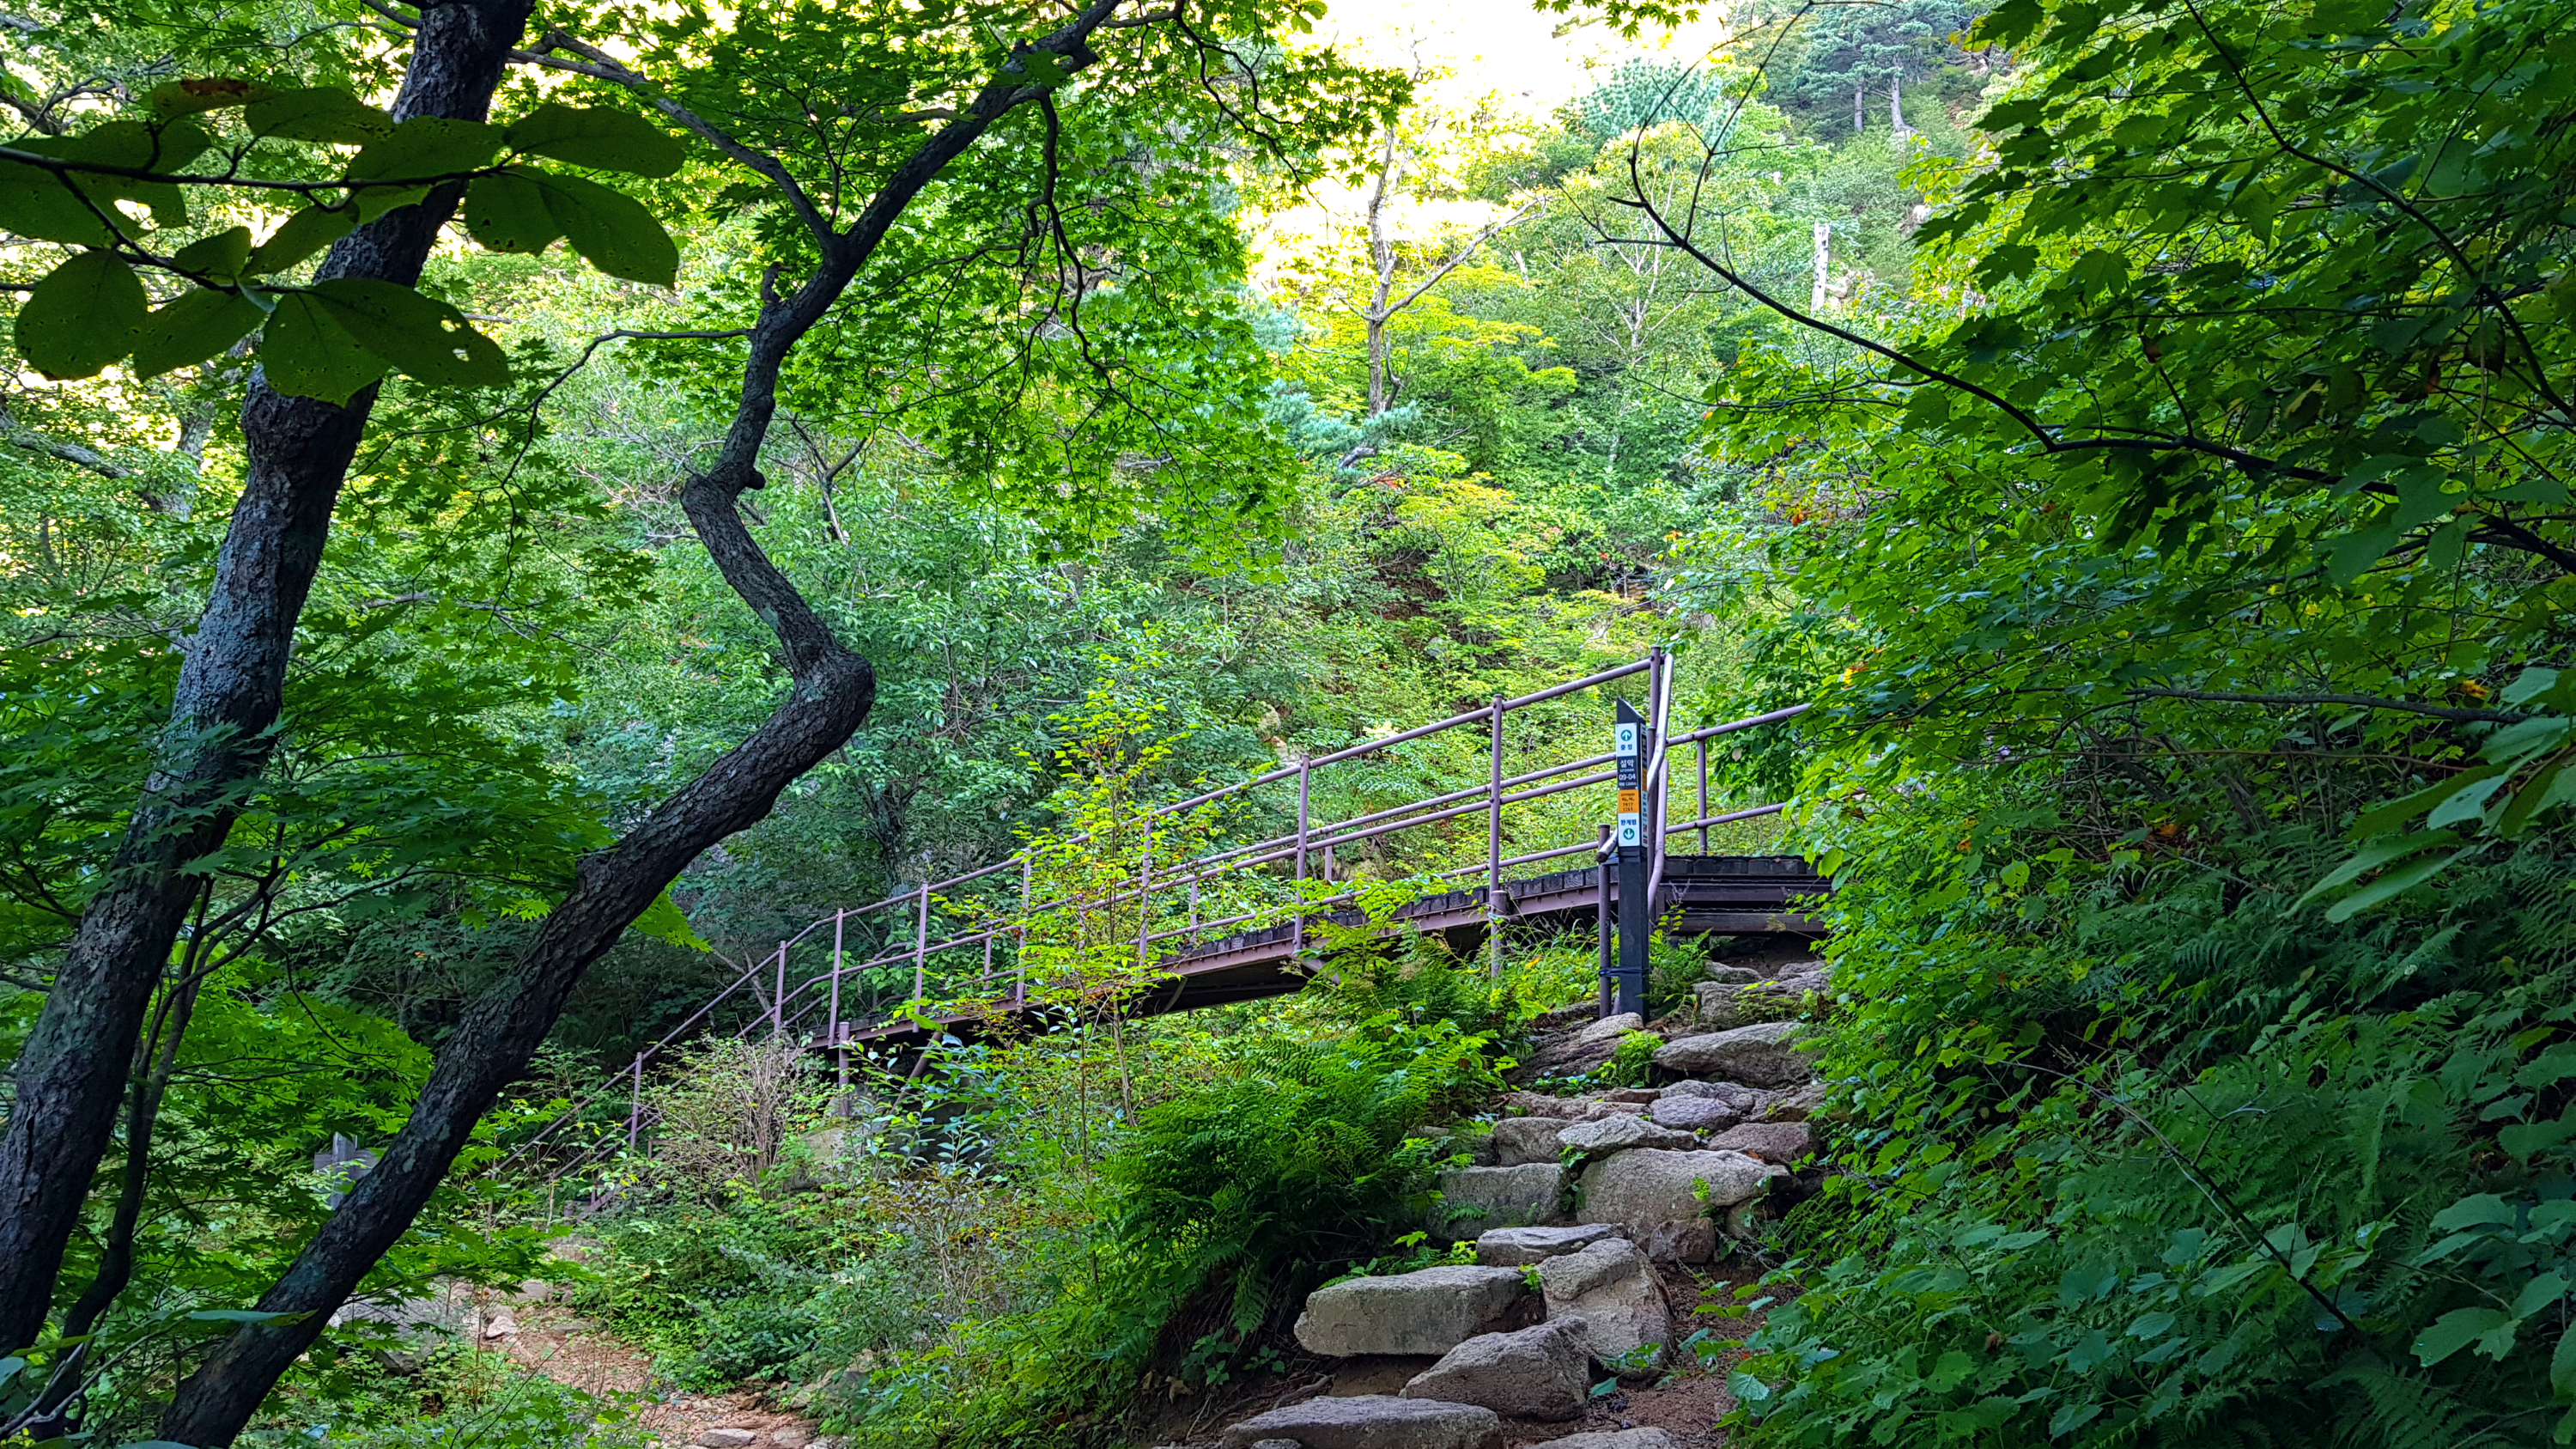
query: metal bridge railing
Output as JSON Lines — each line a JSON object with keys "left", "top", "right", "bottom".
{"left": 501, "top": 646, "right": 1808, "bottom": 1196}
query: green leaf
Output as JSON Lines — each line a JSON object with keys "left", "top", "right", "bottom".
{"left": 2431, "top": 1194, "right": 2517, "bottom": 1233}
{"left": 502, "top": 102, "right": 684, "bottom": 177}
{"left": 306, "top": 278, "right": 508, "bottom": 389}
{"left": 2049, "top": 1401, "right": 2104, "bottom": 1436}
{"left": 2298, "top": 830, "right": 2459, "bottom": 903}
{"left": 532, "top": 170, "right": 679, "bottom": 286}
{"left": 131, "top": 287, "right": 264, "bottom": 379}
{"left": 2324, "top": 849, "right": 2466, "bottom": 921}
{"left": 146, "top": 76, "right": 277, "bottom": 119}
{"left": 186, "top": 1307, "right": 305, "bottom": 1323}
{"left": 461, "top": 168, "right": 562, "bottom": 253}
{"left": 260, "top": 289, "right": 388, "bottom": 405}
{"left": 346, "top": 116, "right": 502, "bottom": 181}
{"left": 2499, "top": 758, "right": 2576, "bottom": 839}
{"left": 171, "top": 224, "right": 252, "bottom": 282}
{"left": 2354, "top": 772, "right": 2500, "bottom": 838}
{"left": 632, "top": 889, "right": 711, "bottom": 951}
{"left": 2553, "top": 1324, "right": 2576, "bottom": 1398}
{"left": 2514, "top": 1273, "right": 2571, "bottom": 1318}
{"left": 2520, "top": 1047, "right": 2576, "bottom": 1090}
{"left": 0, "top": 158, "right": 113, "bottom": 246}
{"left": 244, "top": 205, "right": 357, "bottom": 276}
{"left": 2324, "top": 520, "right": 2403, "bottom": 585}
{"left": 15, "top": 249, "right": 148, "bottom": 378}
{"left": 2415, "top": 1306, "right": 2516, "bottom": 1367}
{"left": 2500, "top": 1112, "right": 2576, "bottom": 1164}
{"left": 2503, "top": 667, "right": 2569, "bottom": 709}
{"left": 249, "top": 87, "right": 396, "bottom": 143}
{"left": 20, "top": 121, "right": 206, "bottom": 228}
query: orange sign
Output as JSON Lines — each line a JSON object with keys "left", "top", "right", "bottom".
{"left": 1618, "top": 789, "right": 1640, "bottom": 812}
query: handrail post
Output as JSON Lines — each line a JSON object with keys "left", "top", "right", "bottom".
{"left": 912, "top": 881, "right": 929, "bottom": 1003}
{"left": 1188, "top": 870, "right": 1200, "bottom": 941}
{"left": 1697, "top": 738, "right": 1710, "bottom": 854}
{"left": 627, "top": 1054, "right": 642, "bottom": 1149}
{"left": 772, "top": 941, "right": 787, "bottom": 1038}
{"left": 1017, "top": 859, "right": 1032, "bottom": 1008}
{"left": 1595, "top": 825, "right": 1614, "bottom": 1018}
{"left": 829, "top": 909, "right": 846, "bottom": 1090}
{"left": 1135, "top": 830, "right": 1155, "bottom": 974}
{"left": 1485, "top": 691, "right": 1505, "bottom": 980}
{"left": 1291, "top": 757, "right": 1310, "bottom": 963}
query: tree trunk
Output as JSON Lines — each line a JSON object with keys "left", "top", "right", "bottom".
{"left": 1366, "top": 313, "right": 1390, "bottom": 417}
{"left": 1889, "top": 76, "right": 1910, "bottom": 140}
{"left": 1811, "top": 221, "right": 1832, "bottom": 314}
{"left": 156, "top": 3, "right": 1138, "bottom": 1434}
{"left": 157, "top": 613, "right": 872, "bottom": 1446}
{"left": 0, "top": 0, "right": 535, "bottom": 1358}
{"left": 1854, "top": 80, "right": 1866, "bottom": 133}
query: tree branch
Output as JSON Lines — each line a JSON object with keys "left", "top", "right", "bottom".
{"left": 2124, "top": 687, "right": 2529, "bottom": 725}
{"left": 511, "top": 27, "right": 837, "bottom": 248}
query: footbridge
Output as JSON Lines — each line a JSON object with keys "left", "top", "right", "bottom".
{"left": 507, "top": 648, "right": 1823, "bottom": 1187}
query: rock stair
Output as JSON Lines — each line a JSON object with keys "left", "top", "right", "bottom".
{"left": 1187, "top": 952, "right": 1838, "bottom": 1449}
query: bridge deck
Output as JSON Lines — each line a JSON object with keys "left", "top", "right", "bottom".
{"left": 844, "top": 853, "right": 1826, "bottom": 1050}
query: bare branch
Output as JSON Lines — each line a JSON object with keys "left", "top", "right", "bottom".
{"left": 2123, "top": 687, "right": 2529, "bottom": 725}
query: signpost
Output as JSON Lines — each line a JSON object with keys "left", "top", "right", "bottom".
{"left": 1609, "top": 698, "right": 1649, "bottom": 1017}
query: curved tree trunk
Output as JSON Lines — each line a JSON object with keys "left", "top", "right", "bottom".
{"left": 0, "top": 0, "right": 536, "bottom": 1357}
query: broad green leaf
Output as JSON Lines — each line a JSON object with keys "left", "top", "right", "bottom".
{"left": 2514, "top": 1273, "right": 2572, "bottom": 1318}
{"left": 307, "top": 278, "right": 508, "bottom": 389}
{"left": 2324, "top": 521, "right": 2402, "bottom": 586}
{"left": 171, "top": 225, "right": 252, "bottom": 282}
{"left": 2499, "top": 758, "right": 2575, "bottom": 839}
{"left": 19, "top": 121, "right": 206, "bottom": 228}
{"left": 461, "top": 168, "right": 561, "bottom": 253}
{"left": 147, "top": 76, "right": 277, "bottom": 119}
{"left": 2299, "top": 830, "right": 2459, "bottom": 902}
{"left": 2500, "top": 1113, "right": 2576, "bottom": 1164}
{"left": 187, "top": 1307, "right": 306, "bottom": 1323}
{"left": 535, "top": 170, "right": 679, "bottom": 285}
{"left": 131, "top": 287, "right": 264, "bottom": 379}
{"left": 2425, "top": 773, "right": 2512, "bottom": 831}
{"left": 2520, "top": 1046, "right": 2576, "bottom": 1090}
{"left": 2554, "top": 1324, "right": 2576, "bottom": 1398}
{"left": 2354, "top": 772, "right": 2499, "bottom": 838}
{"left": 2431, "top": 1194, "right": 2517, "bottom": 1233}
{"left": 244, "top": 206, "right": 357, "bottom": 276}
{"left": 249, "top": 87, "right": 395, "bottom": 143}
{"left": 261, "top": 289, "right": 388, "bottom": 405}
{"left": 2050, "top": 1401, "right": 2105, "bottom": 1437}
{"left": 353, "top": 182, "right": 430, "bottom": 224}
{"left": 2503, "top": 668, "right": 2570, "bottom": 709}
{"left": 2415, "top": 1306, "right": 2515, "bottom": 1367}
{"left": 15, "top": 249, "right": 148, "bottom": 378}
{"left": 2324, "top": 849, "right": 2467, "bottom": 921}
{"left": 345, "top": 117, "right": 501, "bottom": 190}
{"left": 502, "top": 102, "right": 685, "bottom": 177}
{"left": 0, "top": 157, "right": 113, "bottom": 246}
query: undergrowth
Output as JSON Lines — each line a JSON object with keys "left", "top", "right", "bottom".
{"left": 1727, "top": 787, "right": 2576, "bottom": 1448}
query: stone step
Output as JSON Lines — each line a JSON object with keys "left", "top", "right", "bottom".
{"left": 1292, "top": 1265, "right": 1527, "bottom": 1357}
{"left": 1399, "top": 1319, "right": 1590, "bottom": 1422}
{"left": 1473, "top": 1223, "right": 1619, "bottom": 1267}
{"left": 1216, "top": 1395, "right": 1504, "bottom": 1449}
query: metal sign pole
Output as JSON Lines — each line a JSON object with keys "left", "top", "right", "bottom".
{"left": 1612, "top": 697, "right": 1649, "bottom": 1018}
